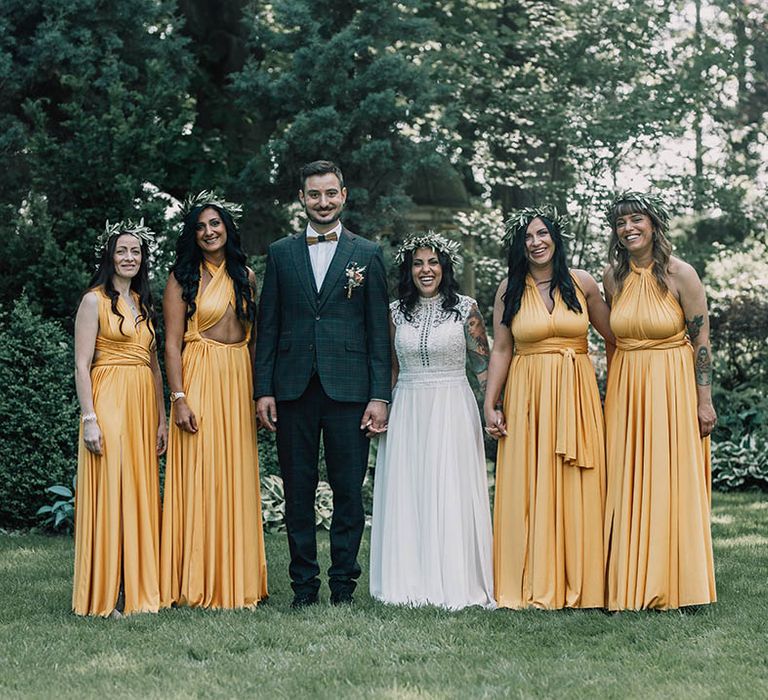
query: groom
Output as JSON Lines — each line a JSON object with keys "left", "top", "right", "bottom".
{"left": 255, "top": 160, "right": 391, "bottom": 608}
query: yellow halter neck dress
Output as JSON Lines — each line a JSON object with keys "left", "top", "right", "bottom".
{"left": 605, "top": 262, "right": 716, "bottom": 610}
{"left": 160, "top": 261, "right": 268, "bottom": 609}
{"left": 494, "top": 275, "right": 606, "bottom": 609}
{"left": 73, "top": 287, "right": 161, "bottom": 616}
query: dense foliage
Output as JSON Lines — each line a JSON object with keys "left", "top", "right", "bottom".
{"left": 0, "top": 0, "right": 766, "bottom": 526}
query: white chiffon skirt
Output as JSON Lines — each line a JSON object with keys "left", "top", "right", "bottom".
{"left": 369, "top": 370, "right": 495, "bottom": 610}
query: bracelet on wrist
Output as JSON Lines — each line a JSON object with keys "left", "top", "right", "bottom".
{"left": 170, "top": 391, "right": 186, "bottom": 403}
{"left": 81, "top": 412, "right": 98, "bottom": 423}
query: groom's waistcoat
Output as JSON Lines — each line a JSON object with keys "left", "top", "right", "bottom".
{"left": 254, "top": 227, "right": 391, "bottom": 404}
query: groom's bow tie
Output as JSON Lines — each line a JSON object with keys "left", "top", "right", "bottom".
{"left": 307, "top": 232, "right": 338, "bottom": 245}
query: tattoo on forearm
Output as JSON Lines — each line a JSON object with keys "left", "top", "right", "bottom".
{"left": 695, "top": 346, "right": 712, "bottom": 386}
{"left": 686, "top": 314, "right": 704, "bottom": 343}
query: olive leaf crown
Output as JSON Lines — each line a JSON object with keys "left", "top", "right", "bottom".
{"left": 98, "top": 218, "right": 155, "bottom": 249}
{"left": 503, "top": 206, "right": 571, "bottom": 245}
{"left": 394, "top": 231, "right": 462, "bottom": 268}
{"left": 181, "top": 190, "right": 243, "bottom": 222}
{"left": 604, "top": 190, "right": 670, "bottom": 231}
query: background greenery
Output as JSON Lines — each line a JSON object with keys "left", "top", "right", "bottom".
{"left": 1, "top": 0, "right": 766, "bottom": 527}
{"left": 1, "top": 492, "right": 767, "bottom": 698}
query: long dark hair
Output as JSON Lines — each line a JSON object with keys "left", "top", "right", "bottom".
{"left": 501, "top": 216, "right": 582, "bottom": 326}
{"left": 87, "top": 232, "right": 156, "bottom": 340}
{"left": 171, "top": 204, "right": 256, "bottom": 322}
{"left": 607, "top": 198, "right": 672, "bottom": 297}
{"left": 397, "top": 248, "right": 461, "bottom": 321}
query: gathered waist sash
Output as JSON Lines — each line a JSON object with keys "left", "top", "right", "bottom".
{"left": 92, "top": 337, "right": 151, "bottom": 368}
{"left": 514, "top": 336, "right": 593, "bottom": 469}
{"left": 183, "top": 329, "right": 249, "bottom": 348}
{"left": 514, "top": 337, "right": 588, "bottom": 357}
{"left": 616, "top": 329, "right": 688, "bottom": 352}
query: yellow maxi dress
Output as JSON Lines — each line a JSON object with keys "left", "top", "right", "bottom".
{"left": 605, "top": 263, "right": 716, "bottom": 610}
{"left": 494, "top": 275, "right": 606, "bottom": 609}
{"left": 160, "top": 261, "right": 268, "bottom": 609}
{"left": 73, "top": 287, "right": 161, "bottom": 616}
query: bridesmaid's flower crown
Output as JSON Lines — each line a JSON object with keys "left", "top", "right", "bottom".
{"left": 181, "top": 190, "right": 243, "bottom": 222}
{"left": 98, "top": 218, "right": 155, "bottom": 249}
{"left": 394, "top": 231, "right": 462, "bottom": 268}
{"left": 504, "top": 206, "right": 571, "bottom": 245}
{"left": 604, "top": 190, "right": 670, "bottom": 231}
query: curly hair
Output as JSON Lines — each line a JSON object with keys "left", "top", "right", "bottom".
{"left": 607, "top": 198, "right": 672, "bottom": 297}
{"left": 501, "top": 215, "right": 582, "bottom": 326}
{"left": 86, "top": 232, "right": 156, "bottom": 341}
{"left": 171, "top": 204, "right": 256, "bottom": 323}
{"left": 396, "top": 247, "right": 462, "bottom": 322}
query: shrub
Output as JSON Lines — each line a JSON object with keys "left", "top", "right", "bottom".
{"left": 260, "top": 474, "right": 334, "bottom": 533}
{"left": 711, "top": 434, "right": 768, "bottom": 492}
{"left": 36, "top": 476, "right": 76, "bottom": 533}
{"left": 0, "top": 296, "right": 79, "bottom": 527}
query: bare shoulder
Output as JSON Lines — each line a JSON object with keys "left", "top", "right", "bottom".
{"left": 495, "top": 277, "right": 509, "bottom": 299}
{"left": 247, "top": 266, "right": 257, "bottom": 286}
{"left": 571, "top": 268, "right": 597, "bottom": 292}
{"left": 78, "top": 290, "right": 99, "bottom": 314}
{"left": 667, "top": 256, "right": 702, "bottom": 294}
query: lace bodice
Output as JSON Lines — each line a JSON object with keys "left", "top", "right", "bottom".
{"left": 390, "top": 294, "right": 489, "bottom": 384}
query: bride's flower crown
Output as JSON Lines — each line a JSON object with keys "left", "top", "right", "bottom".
{"left": 504, "top": 206, "right": 571, "bottom": 245}
{"left": 97, "top": 218, "right": 155, "bottom": 249}
{"left": 181, "top": 190, "right": 243, "bottom": 222}
{"left": 394, "top": 231, "right": 462, "bottom": 267}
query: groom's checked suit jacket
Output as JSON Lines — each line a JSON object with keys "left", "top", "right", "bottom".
{"left": 254, "top": 226, "right": 391, "bottom": 404}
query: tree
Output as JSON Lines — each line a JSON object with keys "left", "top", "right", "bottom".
{"left": 232, "top": 0, "right": 441, "bottom": 247}
{"left": 0, "top": 0, "right": 195, "bottom": 321}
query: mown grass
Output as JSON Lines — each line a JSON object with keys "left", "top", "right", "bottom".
{"left": 1, "top": 492, "right": 767, "bottom": 699}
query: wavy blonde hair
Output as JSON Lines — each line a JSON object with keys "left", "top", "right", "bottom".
{"left": 607, "top": 197, "right": 673, "bottom": 297}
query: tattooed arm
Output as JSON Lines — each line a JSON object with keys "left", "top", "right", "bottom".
{"left": 483, "top": 280, "right": 514, "bottom": 440}
{"left": 674, "top": 259, "right": 717, "bottom": 438}
{"left": 464, "top": 302, "right": 491, "bottom": 394}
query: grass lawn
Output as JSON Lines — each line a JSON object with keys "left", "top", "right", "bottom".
{"left": 1, "top": 491, "right": 767, "bottom": 699}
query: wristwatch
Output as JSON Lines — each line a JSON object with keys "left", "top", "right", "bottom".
{"left": 170, "top": 391, "right": 186, "bottom": 403}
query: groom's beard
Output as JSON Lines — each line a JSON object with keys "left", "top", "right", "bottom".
{"left": 305, "top": 203, "right": 343, "bottom": 227}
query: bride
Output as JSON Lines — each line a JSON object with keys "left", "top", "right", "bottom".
{"left": 369, "top": 232, "right": 494, "bottom": 609}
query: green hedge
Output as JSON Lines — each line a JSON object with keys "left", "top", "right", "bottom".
{"left": 0, "top": 296, "right": 79, "bottom": 527}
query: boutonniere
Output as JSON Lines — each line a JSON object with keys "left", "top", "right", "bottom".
{"left": 345, "top": 262, "right": 366, "bottom": 299}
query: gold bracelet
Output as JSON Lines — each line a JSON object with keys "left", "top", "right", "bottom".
{"left": 81, "top": 412, "right": 98, "bottom": 423}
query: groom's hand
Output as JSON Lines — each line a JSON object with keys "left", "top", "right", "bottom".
{"left": 361, "top": 400, "right": 388, "bottom": 437}
{"left": 256, "top": 396, "right": 278, "bottom": 432}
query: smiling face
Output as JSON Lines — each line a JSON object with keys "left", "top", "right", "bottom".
{"left": 614, "top": 209, "right": 654, "bottom": 256}
{"left": 112, "top": 233, "right": 142, "bottom": 280}
{"left": 299, "top": 173, "right": 347, "bottom": 232}
{"left": 524, "top": 217, "right": 555, "bottom": 268}
{"left": 411, "top": 247, "right": 443, "bottom": 298}
{"left": 195, "top": 206, "right": 228, "bottom": 256}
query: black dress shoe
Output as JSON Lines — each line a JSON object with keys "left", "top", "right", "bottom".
{"left": 291, "top": 593, "right": 319, "bottom": 609}
{"left": 330, "top": 590, "right": 354, "bottom": 606}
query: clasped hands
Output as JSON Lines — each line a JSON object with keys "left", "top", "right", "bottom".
{"left": 256, "top": 397, "right": 388, "bottom": 438}
{"left": 483, "top": 406, "right": 507, "bottom": 440}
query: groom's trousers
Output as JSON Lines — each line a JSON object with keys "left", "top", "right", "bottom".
{"left": 276, "top": 374, "right": 370, "bottom": 597}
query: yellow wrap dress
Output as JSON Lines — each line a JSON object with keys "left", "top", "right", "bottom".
{"left": 494, "top": 275, "right": 606, "bottom": 609}
{"left": 73, "top": 287, "right": 161, "bottom": 616}
{"left": 605, "top": 262, "right": 716, "bottom": 610}
{"left": 160, "top": 261, "right": 268, "bottom": 609}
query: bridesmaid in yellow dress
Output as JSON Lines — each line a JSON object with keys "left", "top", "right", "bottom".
{"left": 484, "top": 207, "right": 614, "bottom": 609}
{"left": 160, "top": 192, "right": 268, "bottom": 609}
{"left": 603, "top": 191, "right": 716, "bottom": 610}
{"left": 73, "top": 220, "right": 167, "bottom": 618}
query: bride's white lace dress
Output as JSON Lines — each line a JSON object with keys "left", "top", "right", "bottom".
{"left": 369, "top": 294, "right": 495, "bottom": 609}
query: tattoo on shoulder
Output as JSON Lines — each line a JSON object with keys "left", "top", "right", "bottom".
{"left": 686, "top": 314, "right": 704, "bottom": 343}
{"left": 466, "top": 307, "right": 490, "bottom": 357}
{"left": 695, "top": 346, "right": 712, "bottom": 386}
